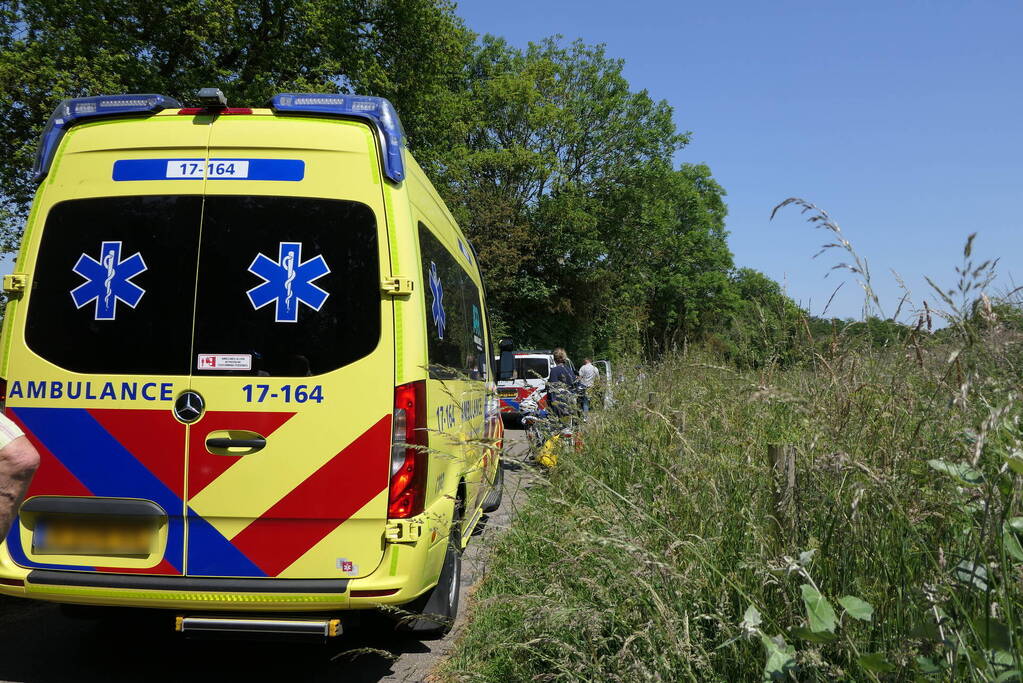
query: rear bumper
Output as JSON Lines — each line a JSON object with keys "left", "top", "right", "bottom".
{"left": 28, "top": 571, "right": 348, "bottom": 593}
{"left": 0, "top": 515, "right": 451, "bottom": 612}
{"left": 21, "top": 571, "right": 352, "bottom": 610}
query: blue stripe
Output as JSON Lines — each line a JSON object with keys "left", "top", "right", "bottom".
{"left": 185, "top": 509, "right": 265, "bottom": 577}
{"left": 11, "top": 408, "right": 184, "bottom": 572}
{"left": 111, "top": 158, "right": 193, "bottom": 181}
{"left": 241, "top": 159, "right": 305, "bottom": 181}
{"left": 112, "top": 158, "right": 304, "bottom": 181}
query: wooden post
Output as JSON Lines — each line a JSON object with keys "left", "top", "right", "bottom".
{"left": 767, "top": 444, "right": 797, "bottom": 545}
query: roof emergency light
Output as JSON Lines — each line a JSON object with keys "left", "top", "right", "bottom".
{"left": 33, "top": 94, "right": 181, "bottom": 182}
{"left": 198, "top": 88, "right": 228, "bottom": 108}
{"left": 269, "top": 93, "right": 406, "bottom": 183}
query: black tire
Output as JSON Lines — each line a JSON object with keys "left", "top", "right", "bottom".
{"left": 395, "top": 498, "right": 463, "bottom": 639}
{"left": 481, "top": 458, "right": 504, "bottom": 513}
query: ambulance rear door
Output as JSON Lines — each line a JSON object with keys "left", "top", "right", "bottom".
{"left": 4, "top": 114, "right": 212, "bottom": 576}
{"left": 182, "top": 115, "right": 394, "bottom": 580}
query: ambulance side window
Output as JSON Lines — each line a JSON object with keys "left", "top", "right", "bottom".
{"left": 26, "top": 196, "right": 202, "bottom": 375}
{"left": 464, "top": 280, "right": 486, "bottom": 380}
{"left": 418, "top": 223, "right": 485, "bottom": 380}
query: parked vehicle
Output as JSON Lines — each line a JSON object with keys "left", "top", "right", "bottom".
{"left": 0, "top": 89, "right": 504, "bottom": 639}
{"left": 495, "top": 350, "right": 554, "bottom": 425}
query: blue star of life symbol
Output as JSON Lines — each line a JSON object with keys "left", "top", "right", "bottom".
{"left": 429, "top": 261, "right": 446, "bottom": 340}
{"left": 246, "top": 242, "right": 330, "bottom": 323}
{"left": 70, "top": 241, "right": 147, "bottom": 321}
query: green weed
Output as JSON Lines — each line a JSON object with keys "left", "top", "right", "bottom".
{"left": 440, "top": 219, "right": 1023, "bottom": 680}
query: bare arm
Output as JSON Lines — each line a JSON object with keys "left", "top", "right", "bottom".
{"left": 0, "top": 436, "right": 40, "bottom": 540}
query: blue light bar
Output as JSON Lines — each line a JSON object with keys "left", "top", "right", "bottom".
{"left": 269, "top": 94, "right": 406, "bottom": 183}
{"left": 33, "top": 94, "right": 182, "bottom": 182}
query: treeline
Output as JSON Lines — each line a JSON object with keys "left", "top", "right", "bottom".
{"left": 712, "top": 263, "right": 1023, "bottom": 368}
{"left": 0, "top": 0, "right": 734, "bottom": 357}
{"left": 0, "top": 0, "right": 961, "bottom": 360}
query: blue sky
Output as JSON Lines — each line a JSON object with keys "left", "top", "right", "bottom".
{"left": 457, "top": 1, "right": 1022, "bottom": 321}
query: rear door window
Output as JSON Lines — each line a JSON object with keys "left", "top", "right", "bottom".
{"left": 26, "top": 196, "right": 202, "bottom": 375}
{"left": 193, "top": 196, "right": 381, "bottom": 377}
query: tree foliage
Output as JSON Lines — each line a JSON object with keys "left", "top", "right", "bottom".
{"left": 0, "top": 3, "right": 785, "bottom": 359}
{"left": 437, "top": 36, "right": 735, "bottom": 357}
{"left": 0, "top": 0, "right": 471, "bottom": 249}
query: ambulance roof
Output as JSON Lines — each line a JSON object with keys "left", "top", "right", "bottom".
{"left": 33, "top": 92, "right": 406, "bottom": 184}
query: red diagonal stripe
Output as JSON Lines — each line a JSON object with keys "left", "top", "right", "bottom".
{"left": 229, "top": 415, "right": 391, "bottom": 577}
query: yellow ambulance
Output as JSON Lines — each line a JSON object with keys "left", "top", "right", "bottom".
{"left": 0, "top": 89, "right": 504, "bottom": 638}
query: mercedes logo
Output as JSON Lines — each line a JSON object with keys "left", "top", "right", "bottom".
{"left": 174, "top": 391, "right": 205, "bottom": 423}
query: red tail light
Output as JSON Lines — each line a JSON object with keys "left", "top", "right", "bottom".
{"left": 388, "top": 380, "right": 428, "bottom": 518}
{"left": 0, "top": 378, "right": 7, "bottom": 412}
{"left": 350, "top": 588, "right": 400, "bottom": 598}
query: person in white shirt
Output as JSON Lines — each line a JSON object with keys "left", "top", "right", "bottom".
{"left": 577, "top": 358, "right": 600, "bottom": 421}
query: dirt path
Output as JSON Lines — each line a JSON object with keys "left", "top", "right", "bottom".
{"left": 373, "top": 427, "right": 533, "bottom": 683}
{"left": 0, "top": 429, "right": 532, "bottom": 683}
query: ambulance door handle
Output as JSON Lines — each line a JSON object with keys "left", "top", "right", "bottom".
{"left": 206, "top": 437, "right": 266, "bottom": 450}
{"left": 203, "top": 437, "right": 265, "bottom": 453}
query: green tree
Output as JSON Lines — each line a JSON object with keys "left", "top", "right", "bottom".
{"left": 0, "top": 0, "right": 471, "bottom": 251}
{"left": 723, "top": 267, "right": 805, "bottom": 366}
{"left": 0, "top": 10, "right": 743, "bottom": 361}
{"left": 439, "top": 35, "right": 734, "bottom": 358}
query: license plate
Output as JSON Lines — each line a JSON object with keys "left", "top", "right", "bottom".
{"left": 33, "top": 517, "right": 154, "bottom": 556}
{"left": 498, "top": 389, "right": 517, "bottom": 397}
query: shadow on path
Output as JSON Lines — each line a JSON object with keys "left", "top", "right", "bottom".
{"left": 0, "top": 597, "right": 427, "bottom": 683}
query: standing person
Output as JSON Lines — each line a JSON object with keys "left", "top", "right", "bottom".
{"left": 577, "top": 358, "right": 600, "bottom": 421}
{"left": 0, "top": 415, "right": 39, "bottom": 539}
{"left": 547, "top": 347, "right": 577, "bottom": 419}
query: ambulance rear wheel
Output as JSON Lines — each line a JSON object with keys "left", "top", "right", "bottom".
{"left": 396, "top": 497, "right": 463, "bottom": 639}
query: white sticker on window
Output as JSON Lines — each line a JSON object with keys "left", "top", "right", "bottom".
{"left": 197, "top": 354, "right": 252, "bottom": 370}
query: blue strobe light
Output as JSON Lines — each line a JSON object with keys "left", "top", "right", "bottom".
{"left": 33, "top": 94, "right": 182, "bottom": 182}
{"left": 269, "top": 94, "right": 406, "bottom": 183}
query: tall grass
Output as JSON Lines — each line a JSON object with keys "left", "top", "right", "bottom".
{"left": 440, "top": 224, "right": 1023, "bottom": 680}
